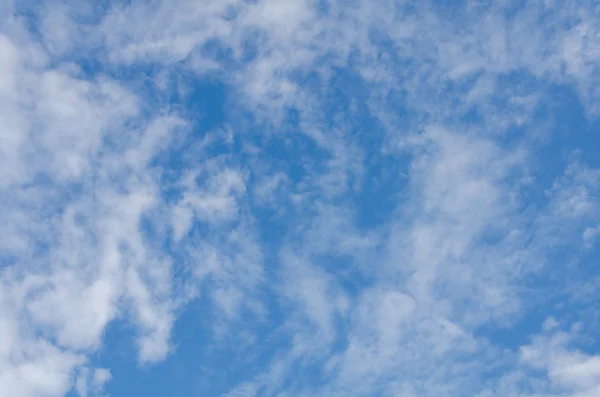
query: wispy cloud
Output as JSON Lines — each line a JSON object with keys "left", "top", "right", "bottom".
{"left": 1, "top": 1, "right": 600, "bottom": 397}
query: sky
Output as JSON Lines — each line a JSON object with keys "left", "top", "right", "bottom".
{"left": 1, "top": 0, "right": 600, "bottom": 396}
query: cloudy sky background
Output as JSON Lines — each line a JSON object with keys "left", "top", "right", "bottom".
{"left": 1, "top": 0, "right": 600, "bottom": 396}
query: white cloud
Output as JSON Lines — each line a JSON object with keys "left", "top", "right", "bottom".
{"left": 476, "top": 323, "right": 600, "bottom": 397}
{"left": 0, "top": 9, "right": 195, "bottom": 393}
{"left": 583, "top": 225, "right": 599, "bottom": 248}
{"left": 75, "top": 367, "right": 112, "bottom": 397}
{"left": 2, "top": 1, "right": 600, "bottom": 397}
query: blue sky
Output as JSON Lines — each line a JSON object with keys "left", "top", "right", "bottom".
{"left": 1, "top": 1, "right": 600, "bottom": 396}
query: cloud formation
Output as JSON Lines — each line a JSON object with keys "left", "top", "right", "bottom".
{"left": 1, "top": 1, "right": 599, "bottom": 396}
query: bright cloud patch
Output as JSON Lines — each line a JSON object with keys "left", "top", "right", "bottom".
{"left": 1, "top": 1, "right": 600, "bottom": 396}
